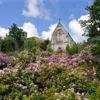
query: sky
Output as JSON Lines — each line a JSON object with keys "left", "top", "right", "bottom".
{"left": 0, "top": 0, "right": 94, "bottom": 43}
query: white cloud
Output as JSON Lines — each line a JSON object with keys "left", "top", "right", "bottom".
{"left": 69, "top": 14, "right": 89, "bottom": 43}
{"left": 23, "top": 0, "right": 50, "bottom": 20}
{"left": 0, "top": 22, "right": 38, "bottom": 38}
{"left": 78, "top": 14, "right": 89, "bottom": 21}
{"left": 21, "top": 22, "right": 38, "bottom": 38}
{"left": 0, "top": 27, "right": 9, "bottom": 38}
{"left": 42, "top": 23, "right": 57, "bottom": 40}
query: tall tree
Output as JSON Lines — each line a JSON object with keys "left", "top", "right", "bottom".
{"left": 80, "top": 0, "right": 100, "bottom": 39}
{"left": 8, "top": 24, "right": 27, "bottom": 50}
{"left": 80, "top": 0, "right": 100, "bottom": 55}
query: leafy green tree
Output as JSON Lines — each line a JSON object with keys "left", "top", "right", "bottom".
{"left": 1, "top": 37, "right": 15, "bottom": 52}
{"left": 80, "top": 0, "right": 100, "bottom": 55}
{"left": 80, "top": 0, "right": 100, "bottom": 38}
{"left": 8, "top": 24, "right": 27, "bottom": 50}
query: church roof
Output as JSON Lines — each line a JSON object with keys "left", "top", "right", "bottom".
{"left": 52, "top": 20, "right": 75, "bottom": 43}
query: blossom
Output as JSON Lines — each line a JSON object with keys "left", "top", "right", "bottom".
{"left": 12, "top": 68, "right": 18, "bottom": 73}
{"left": 69, "top": 88, "right": 74, "bottom": 93}
{"left": 19, "top": 84, "right": 27, "bottom": 90}
{"left": 3, "top": 68, "right": 10, "bottom": 71}
{"left": 0, "top": 52, "right": 9, "bottom": 65}
{"left": 44, "top": 53, "right": 86, "bottom": 68}
{"left": 55, "top": 93, "right": 60, "bottom": 96}
{"left": 84, "top": 97, "right": 89, "bottom": 100}
{"left": 76, "top": 92, "right": 81, "bottom": 100}
{"left": 0, "top": 70, "right": 4, "bottom": 75}
{"left": 28, "top": 63, "right": 39, "bottom": 72}
{"left": 22, "top": 86, "right": 27, "bottom": 90}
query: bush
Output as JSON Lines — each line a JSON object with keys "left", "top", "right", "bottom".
{"left": 0, "top": 48, "right": 100, "bottom": 100}
{"left": 66, "top": 44, "right": 79, "bottom": 55}
{"left": 47, "top": 47, "right": 54, "bottom": 53}
{"left": 0, "top": 53, "right": 10, "bottom": 69}
{"left": 91, "top": 43, "right": 100, "bottom": 55}
{"left": 1, "top": 37, "right": 15, "bottom": 52}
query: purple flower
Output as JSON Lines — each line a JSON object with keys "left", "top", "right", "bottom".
{"left": 19, "top": 84, "right": 27, "bottom": 90}
{"left": 4, "top": 68, "right": 10, "bottom": 71}
{"left": 22, "top": 86, "right": 27, "bottom": 90}
{"left": 28, "top": 63, "right": 39, "bottom": 71}
{"left": 0, "top": 70, "right": 4, "bottom": 74}
{"left": 72, "top": 62, "right": 78, "bottom": 67}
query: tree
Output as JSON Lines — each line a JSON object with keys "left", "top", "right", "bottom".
{"left": 1, "top": 37, "right": 15, "bottom": 52}
{"left": 40, "top": 39, "right": 50, "bottom": 50}
{"left": 8, "top": 24, "right": 27, "bottom": 50}
{"left": 80, "top": 0, "right": 100, "bottom": 55}
{"left": 24, "top": 37, "right": 44, "bottom": 50}
{"left": 80, "top": 0, "right": 100, "bottom": 37}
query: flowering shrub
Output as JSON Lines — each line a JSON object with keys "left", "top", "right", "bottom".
{"left": 45, "top": 54, "right": 89, "bottom": 68}
{"left": 80, "top": 44, "right": 96, "bottom": 56}
{"left": 19, "top": 50, "right": 37, "bottom": 64}
{"left": 0, "top": 52, "right": 10, "bottom": 69}
{"left": 0, "top": 50, "right": 100, "bottom": 100}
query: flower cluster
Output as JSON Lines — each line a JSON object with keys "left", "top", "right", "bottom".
{"left": 0, "top": 52, "right": 10, "bottom": 68}
{"left": 45, "top": 54, "right": 86, "bottom": 67}
{"left": 18, "top": 84, "right": 27, "bottom": 90}
{"left": 0, "top": 67, "right": 18, "bottom": 76}
{"left": 27, "top": 62, "right": 39, "bottom": 72}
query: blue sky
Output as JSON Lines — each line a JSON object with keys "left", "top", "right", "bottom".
{"left": 0, "top": 0, "right": 94, "bottom": 42}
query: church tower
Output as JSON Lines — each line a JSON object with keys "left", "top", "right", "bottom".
{"left": 51, "top": 20, "right": 75, "bottom": 51}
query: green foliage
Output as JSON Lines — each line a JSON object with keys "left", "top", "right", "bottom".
{"left": 96, "top": 63, "right": 100, "bottom": 80}
{"left": 0, "top": 23, "right": 51, "bottom": 53}
{"left": 91, "top": 43, "right": 100, "bottom": 55}
{"left": 80, "top": 0, "right": 100, "bottom": 56}
{"left": 47, "top": 47, "right": 54, "bottom": 53}
{"left": 90, "top": 36, "right": 100, "bottom": 55}
{"left": 40, "top": 39, "right": 50, "bottom": 51}
{"left": 66, "top": 44, "right": 80, "bottom": 55}
{"left": 0, "top": 24, "right": 27, "bottom": 52}
{"left": 30, "top": 47, "right": 38, "bottom": 55}
{"left": 0, "top": 57, "right": 100, "bottom": 100}
{"left": 1, "top": 37, "right": 15, "bottom": 52}
{"left": 8, "top": 24, "right": 27, "bottom": 50}
{"left": 0, "top": 84, "right": 9, "bottom": 94}
{"left": 24, "top": 37, "right": 44, "bottom": 50}
{"left": 19, "top": 49, "right": 38, "bottom": 63}
{"left": 80, "top": 0, "right": 100, "bottom": 38}
{"left": 42, "top": 86, "right": 58, "bottom": 100}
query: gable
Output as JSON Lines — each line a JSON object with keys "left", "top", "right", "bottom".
{"left": 51, "top": 22, "right": 75, "bottom": 51}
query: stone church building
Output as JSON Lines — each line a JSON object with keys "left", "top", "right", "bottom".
{"left": 51, "top": 21, "right": 75, "bottom": 51}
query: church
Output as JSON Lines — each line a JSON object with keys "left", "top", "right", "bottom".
{"left": 51, "top": 20, "right": 75, "bottom": 51}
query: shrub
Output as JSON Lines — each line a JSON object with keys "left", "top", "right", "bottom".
{"left": 0, "top": 53, "right": 10, "bottom": 69}
{"left": 91, "top": 43, "right": 100, "bottom": 55}
{"left": 47, "top": 47, "right": 54, "bottom": 53}
{"left": 66, "top": 44, "right": 79, "bottom": 55}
